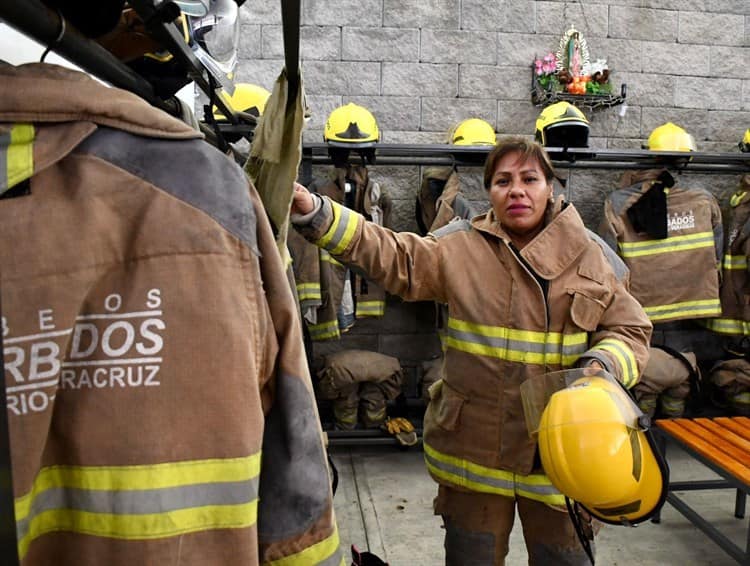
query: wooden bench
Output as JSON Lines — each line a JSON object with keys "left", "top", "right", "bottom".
{"left": 655, "top": 417, "right": 750, "bottom": 564}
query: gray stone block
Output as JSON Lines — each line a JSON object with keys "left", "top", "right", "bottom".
{"left": 240, "top": 1, "right": 281, "bottom": 25}
{"left": 706, "top": 110, "right": 750, "bottom": 143}
{"left": 382, "top": 63, "right": 458, "bottom": 97}
{"left": 459, "top": 64, "right": 531, "bottom": 100}
{"left": 299, "top": 26, "right": 342, "bottom": 61}
{"left": 609, "top": 7, "right": 678, "bottom": 41}
{"left": 381, "top": 131, "right": 447, "bottom": 144}
{"left": 584, "top": 38, "right": 642, "bottom": 73}
{"left": 342, "top": 96, "right": 421, "bottom": 131}
{"left": 303, "top": 0, "right": 383, "bottom": 26}
{"left": 370, "top": 166, "right": 422, "bottom": 200}
{"left": 587, "top": 103, "right": 642, "bottom": 140}
{"left": 616, "top": 71, "right": 674, "bottom": 107}
{"left": 641, "top": 107, "right": 710, "bottom": 140}
{"left": 675, "top": 77, "right": 743, "bottom": 111}
{"left": 304, "top": 95, "right": 343, "bottom": 129}
{"left": 535, "top": 2, "right": 608, "bottom": 37}
{"left": 710, "top": 46, "right": 750, "bottom": 79}
{"left": 678, "top": 11, "right": 745, "bottom": 46}
{"left": 460, "top": 0, "right": 506, "bottom": 31}
{"left": 239, "top": 25, "right": 261, "bottom": 59}
{"left": 383, "top": 0, "right": 460, "bottom": 29}
{"left": 496, "top": 101, "right": 538, "bottom": 137}
{"left": 420, "top": 29, "right": 497, "bottom": 64}
{"left": 498, "top": 33, "right": 558, "bottom": 67}
{"left": 343, "top": 28, "right": 419, "bottom": 62}
{"left": 236, "top": 59, "right": 286, "bottom": 91}
{"left": 389, "top": 199, "right": 421, "bottom": 233}
{"left": 420, "top": 97, "right": 497, "bottom": 132}
{"left": 302, "top": 61, "right": 381, "bottom": 95}
{"left": 643, "top": 42, "right": 710, "bottom": 76}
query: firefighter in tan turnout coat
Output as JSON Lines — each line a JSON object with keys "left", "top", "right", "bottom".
{"left": 292, "top": 137, "right": 652, "bottom": 565}
{"left": 0, "top": 62, "right": 341, "bottom": 566}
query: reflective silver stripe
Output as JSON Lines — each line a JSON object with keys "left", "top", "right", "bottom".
{"left": 618, "top": 231, "right": 715, "bottom": 258}
{"left": 424, "top": 444, "right": 564, "bottom": 504}
{"left": 591, "top": 338, "right": 637, "bottom": 388}
{"left": 703, "top": 318, "right": 750, "bottom": 336}
{"left": 309, "top": 320, "right": 340, "bottom": 340}
{"left": 445, "top": 318, "right": 587, "bottom": 365}
{"left": 0, "top": 129, "right": 9, "bottom": 194}
{"left": 643, "top": 298, "right": 721, "bottom": 322}
{"left": 723, "top": 254, "right": 748, "bottom": 270}
{"left": 317, "top": 201, "right": 360, "bottom": 255}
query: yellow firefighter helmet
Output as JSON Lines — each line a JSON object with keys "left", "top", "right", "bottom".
{"left": 537, "top": 373, "right": 668, "bottom": 525}
{"left": 449, "top": 118, "right": 496, "bottom": 146}
{"left": 324, "top": 103, "right": 380, "bottom": 148}
{"left": 740, "top": 128, "right": 750, "bottom": 153}
{"left": 647, "top": 122, "right": 696, "bottom": 152}
{"left": 534, "top": 101, "right": 590, "bottom": 148}
{"left": 213, "top": 83, "right": 270, "bottom": 121}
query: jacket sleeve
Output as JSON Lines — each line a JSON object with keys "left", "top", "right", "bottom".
{"left": 578, "top": 276, "right": 653, "bottom": 389}
{"left": 250, "top": 185, "right": 344, "bottom": 565}
{"left": 711, "top": 194, "right": 724, "bottom": 265}
{"left": 597, "top": 198, "right": 621, "bottom": 254}
{"left": 294, "top": 195, "right": 448, "bottom": 303}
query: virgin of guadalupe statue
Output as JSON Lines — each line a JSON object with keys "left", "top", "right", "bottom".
{"left": 556, "top": 26, "right": 590, "bottom": 78}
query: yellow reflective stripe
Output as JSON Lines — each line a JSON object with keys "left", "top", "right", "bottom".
{"left": 265, "top": 526, "right": 344, "bottom": 566}
{"left": 731, "top": 192, "right": 747, "bottom": 207}
{"left": 446, "top": 317, "right": 587, "bottom": 366}
{"left": 19, "top": 502, "right": 257, "bottom": 558}
{"left": 2, "top": 124, "right": 34, "bottom": 192}
{"left": 731, "top": 392, "right": 750, "bottom": 405}
{"left": 317, "top": 202, "right": 359, "bottom": 255}
{"left": 723, "top": 255, "right": 748, "bottom": 270}
{"left": 618, "top": 231, "right": 715, "bottom": 258}
{"left": 296, "top": 283, "right": 322, "bottom": 301}
{"left": 309, "top": 320, "right": 340, "bottom": 341}
{"left": 703, "top": 318, "right": 750, "bottom": 336}
{"left": 15, "top": 455, "right": 261, "bottom": 558}
{"left": 423, "top": 443, "right": 564, "bottom": 505}
{"left": 643, "top": 298, "right": 721, "bottom": 322}
{"left": 356, "top": 301, "right": 385, "bottom": 317}
{"left": 591, "top": 338, "right": 637, "bottom": 388}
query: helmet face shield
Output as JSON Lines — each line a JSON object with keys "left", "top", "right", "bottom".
{"left": 187, "top": 0, "right": 239, "bottom": 91}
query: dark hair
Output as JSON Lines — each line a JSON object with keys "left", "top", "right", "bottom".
{"left": 483, "top": 136, "right": 557, "bottom": 190}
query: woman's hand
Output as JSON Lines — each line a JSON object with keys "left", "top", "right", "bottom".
{"left": 291, "top": 182, "right": 315, "bottom": 216}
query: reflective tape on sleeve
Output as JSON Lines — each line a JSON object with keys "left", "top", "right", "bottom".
{"left": 1, "top": 123, "right": 35, "bottom": 194}
{"left": 590, "top": 338, "right": 638, "bottom": 388}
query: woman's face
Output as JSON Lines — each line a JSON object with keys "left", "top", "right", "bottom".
{"left": 488, "top": 150, "right": 553, "bottom": 244}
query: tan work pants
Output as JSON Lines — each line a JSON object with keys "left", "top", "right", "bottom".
{"left": 435, "top": 486, "right": 593, "bottom": 566}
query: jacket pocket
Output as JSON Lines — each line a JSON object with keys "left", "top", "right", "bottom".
{"left": 569, "top": 290, "right": 607, "bottom": 332}
{"left": 430, "top": 379, "right": 467, "bottom": 431}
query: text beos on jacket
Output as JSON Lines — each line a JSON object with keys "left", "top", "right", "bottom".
{"left": 534, "top": 101, "right": 590, "bottom": 148}
{"left": 324, "top": 103, "right": 380, "bottom": 148}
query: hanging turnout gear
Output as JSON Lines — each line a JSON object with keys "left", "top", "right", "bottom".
{"left": 598, "top": 146, "right": 723, "bottom": 324}
{"left": 535, "top": 101, "right": 590, "bottom": 148}
{"left": 709, "top": 358, "right": 750, "bottom": 416}
{"left": 634, "top": 345, "right": 700, "bottom": 418}
{"left": 317, "top": 350, "right": 403, "bottom": 429}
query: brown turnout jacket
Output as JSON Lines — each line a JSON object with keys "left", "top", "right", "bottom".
{"left": 295, "top": 195, "right": 651, "bottom": 497}
{"left": 0, "top": 63, "right": 341, "bottom": 566}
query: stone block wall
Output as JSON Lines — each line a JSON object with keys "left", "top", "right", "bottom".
{"left": 234, "top": 1, "right": 749, "bottom": 375}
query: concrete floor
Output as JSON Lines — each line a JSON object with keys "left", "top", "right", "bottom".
{"left": 331, "top": 440, "right": 749, "bottom": 565}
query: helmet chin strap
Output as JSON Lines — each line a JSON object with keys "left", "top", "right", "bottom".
{"left": 565, "top": 497, "right": 596, "bottom": 566}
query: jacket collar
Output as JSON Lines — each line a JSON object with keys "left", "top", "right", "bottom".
{"left": 472, "top": 196, "right": 589, "bottom": 279}
{"left": 0, "top": 62, "right": 201, "bottom": 140}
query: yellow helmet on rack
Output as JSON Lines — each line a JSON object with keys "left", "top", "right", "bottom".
{"left": 740, "top": 128, "right": 750, "bottom": 153}
{"left": 449, "top": 118, "right": 496, "bottom": 146}
{"left": 647, "top": 122, "right": 696, "bottom": 152}
{"left": 537, "top": 373, "right": 668, "bottom": 525}
{"left": 535, "top": 101, "right": 590, "bottom": 148}
{"left": 324, "top": 103, "right": 380, "bottom": 148}
{"left": 212, "top": 83, "right": 270, "bottom": 121}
